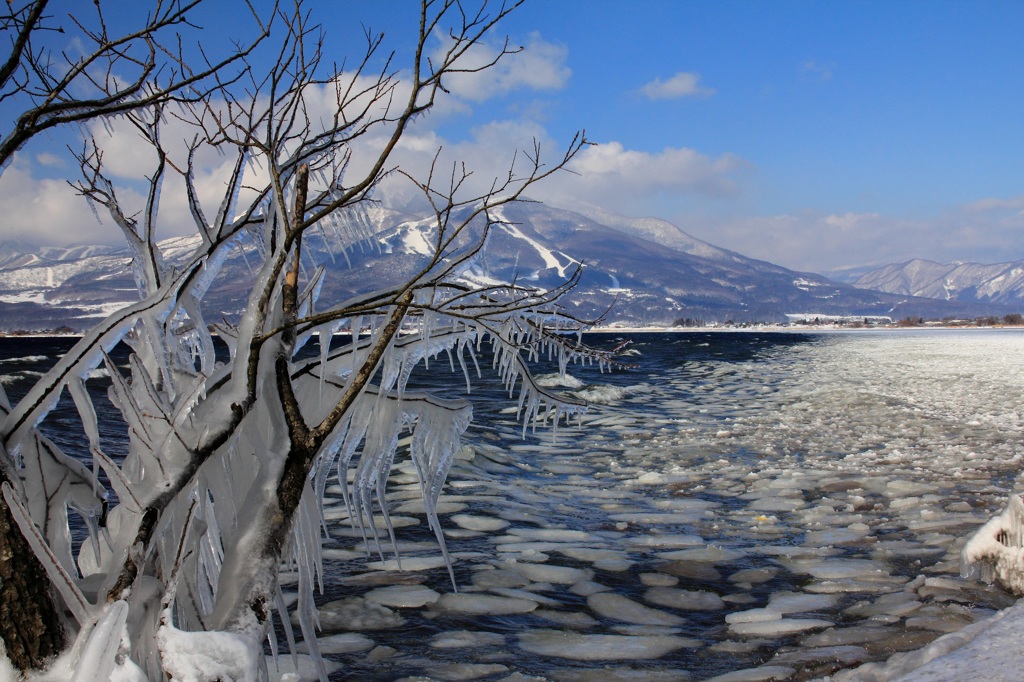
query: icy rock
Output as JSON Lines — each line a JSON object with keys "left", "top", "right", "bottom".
{"left": 726, "top": 608, "right": 780, "bottom": 624}
{"left": 367, "top": 556, "right": 450, "bottom": 571}
{"left": 728, "top": 567, "right": 778, "bottom": 584}
{"left": 320, "top": 548, "right": 363, "bottom": 561}
{"left": 657, "top": 546, "right": 746, "bottom": 563}
{"left": 626, "top": 534, "right": 705, "bottom": 549}
{"left": 702, "top": 666, "right": 796, "bottom": 681}
{"left": 569, "top": 580, "right": 613, "bottom": 596}
{"left": 805, "top": 527, "right": 871, "bottom": 545}
{"left": 610, "top": 625, "right": 684, "bottom": 636}
{"left": 471, "top": 569, "right": 531, "bottom": 589}
{"left": 786, "top": 558, "right": 891, "bottom": 580}
{"left": 801, "top": 626, "right": 892, "bottom": 647}
{"left": 426, "top": 663, "right": 510, "bottom": 680}
{"left": 430, "top": 630, "right": 506, "bottom": 649}
{"left": 431, "top": 593, "right": 539, "bottom": 615}
{"left": 844, "top": 592, "right": 922, "bottom": 619}
{"left": 656, "top": 561, "right": 723, "bottom": 581}
{"left": 508, "top": 562, "right": 594, "bottom": 585}
{"left": 314, "top": 597, "right": 404, "bottom": 631}
{"left": 587, "top": 593, "right": 685, "bottom": 626}
{"left": 729, "top": 618, "right": 832, "bottom": 637}
{"left": 550, "top": 667, "right": 693, "bottom": 681}
{"left": 770, "top": 644, "right": 868, "bottom": 666}
{"left": 610, "top": 512, "right": 709, "bottom": 525}
{"left": 644, "top": 587, "right": 726, "bottom": 611}
{"left": 494, "top": 674, "right": 549, "bottom": 682}
{"left": 394, "top": 499, "right": 467, "bottom": 514}
{"left": 641, "top": 572, "right": 680, "bottom": 587}
{"left": 747, "top": 497, "right": 805, "bottom": 512}
{"left": 905, "top": 611, "right": 977, "bottom": 633}
{"left": 489, "top": 587, "right": 561, "bottom": 606}
{"left": 450, "top": 514, "right": 510, "bottom": 532}
{"left": 805, "top": 578, "right": 908, "bottom": 594}
{"left": 885, "top": 480, "right": 939, "bottom": 497}
{"left": 517, "top": 629, "right": 700, "bottom": 660}
{"left": 364, "top": 584, "right": 440, "bottom": 608}
{"left": 766, "top": 592, "right": 838, "bottom": 613}
{"left": 267, "top": 654, "right": 342, "bottom": 681}
{"left": 341, "top": 571, "right": 427, "bottom": 587}
{"left": 506, "top": 528, "right": 597, "bottom": 542}
{"left": 533, "top": 609, "right": 601, "bottom": 628}
{"left": 558, "top": 547, "right": 631, "bottom": 565}
{"left": 299, "top": 633, "right": 374, "bottom": 654}
{"left": 594, "top": 558, "right": 635, "bottom": 572}
{"left": 366, "top": 645, "right": 397, "bottom": 661}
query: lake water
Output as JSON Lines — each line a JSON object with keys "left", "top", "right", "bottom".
{"left": 1, "top": 329, "right": 1021, "bottom": 681}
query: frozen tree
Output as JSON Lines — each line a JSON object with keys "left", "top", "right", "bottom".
{"left": 0, "top": 0, "right": 269, "bottom": 672}
{"left": 0, "top": 1, "right": 612, "bottom": 679}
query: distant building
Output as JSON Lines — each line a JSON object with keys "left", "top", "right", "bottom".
{"left": 785, "top": 313, "right": 893, "bottom": 326}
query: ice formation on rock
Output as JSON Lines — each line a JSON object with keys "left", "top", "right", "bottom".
{"left": 962, "top": 492, "right": 1024, "bottom": 594}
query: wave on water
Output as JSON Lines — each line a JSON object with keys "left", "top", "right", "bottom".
{"left": 571, "top": 382, "right": 650, "bottom": 405}
{"left": 534, "top": 373, "right": 585, "bottom": 389}
{"left": 0, "top": 354, "right": 49, "bottom": 365}
{"left": 0, "top": 370, "right": 45, "bottom": 385}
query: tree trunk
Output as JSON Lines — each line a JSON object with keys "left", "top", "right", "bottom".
{"left": 0, "top": 468, "right": 67, "bottom": 671}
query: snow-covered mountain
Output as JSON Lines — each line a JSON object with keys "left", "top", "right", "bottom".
{"left": 853, "top": 258, "right": 1024, "bottom": 307}
{"left": 0, "top": 204, "right": 1008, "bottom": 331}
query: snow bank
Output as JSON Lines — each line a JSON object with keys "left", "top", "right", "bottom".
{"left": 834, "top": 600, "right": 1024, "bottom": 681}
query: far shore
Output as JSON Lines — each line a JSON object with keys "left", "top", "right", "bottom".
{"left": 3, "top": 323, "right": 1024, "bottom": 339}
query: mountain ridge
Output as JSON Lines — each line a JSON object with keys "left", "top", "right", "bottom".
{"left": 0, "top": 203, "right": 1012, "bottom": 331}
{"left": 853, "top": 258, "right": 1024, "bottom": 306}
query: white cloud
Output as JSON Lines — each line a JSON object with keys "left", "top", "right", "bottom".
{"left": 35, "top": 152, "right": 66, "bottom": 167}
{"left": 639, "top": 72, "right": 714, "bottom": 100}
{"left": 433, "top": 32, "right": 570, "bottom": 102}
{"left": 530, "top": 141, "right": 748, "bottom": 212}
{"left": 823, "top": 212, "right": 882, "bottom": 231}
{"left": 0, "top": 155, "right": 124, "bottom": 245}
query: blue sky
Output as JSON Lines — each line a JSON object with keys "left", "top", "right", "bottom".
{"left": 2, "top": 0, "right": 1023, "bottom": 275}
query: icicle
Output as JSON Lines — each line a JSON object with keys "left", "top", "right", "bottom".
{"left": 273, "top": 586, "right": 299, "bottom": 668}
{"left": 293, "top": 482, "right": 329, "bottom": 682}
{"left": 69, "top": 600, "right": 130, "bottom": 682}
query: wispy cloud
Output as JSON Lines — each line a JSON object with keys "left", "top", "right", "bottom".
{"left": 963, "top": 195, "right": 1024, "bottom": 214}
{"left": 639, "top": 72, "right": 715, "bottom": 100}
{"left": 800, "top": 60, "right": 835, "bottom": 82}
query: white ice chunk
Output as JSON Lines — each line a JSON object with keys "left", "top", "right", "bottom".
{"left": 431, "top": 593, "right": 539, "bottom": 615}
{"left": 728, "top": 618, "right": 832, "bottom": 637}
{"left": 429, "top": 630, "right": 506, "bottom": 649}
{"left": 517, "top": 630, "right": 700, "bottom": 660}
{"left": 587, "top": 593, "right": 685, "bottom": 626}
{"left": 363, "top": 584, "right": 440, "bottom": 608}
{"left": 644, "top": 587, "right": 726, "bottom": 611}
